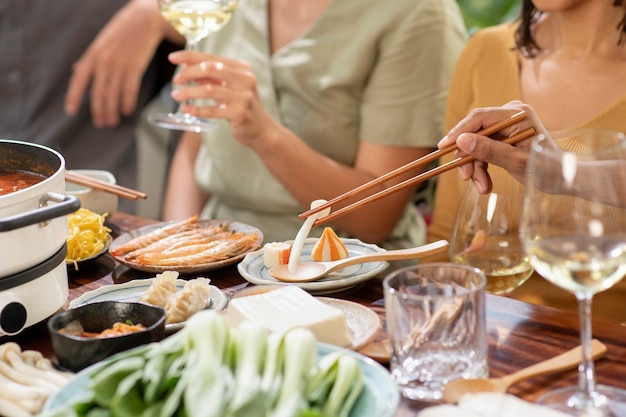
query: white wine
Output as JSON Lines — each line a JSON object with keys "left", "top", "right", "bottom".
{"left": 453, "top": 246, "right": 533, "bottom": 295}
{"left": 526, "top": 235, "right": 626, "bottom": 295}
{"left": 161, "top": 0, "right": 237, "bottom": 42}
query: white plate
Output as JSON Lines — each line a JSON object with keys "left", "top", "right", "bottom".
{"left": 227, "top": 287, "right": 381, "bottom": 351}
{"left": 318, "top": 297, "right": 381, "bottom": 351}
{"left": 237, "top": 237, "right": 389, "bottom": 294}
{"left": 42, "top": 343, "right": 399, "bottom": 417}
{"left": 69, "top": 278, "right": 228, "bottom": 333}
{"left": 110, "top": 219, "right": 264, "bottom": 275}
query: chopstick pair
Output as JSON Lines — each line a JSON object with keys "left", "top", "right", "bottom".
{"left": 65, "top": 170, "right": 148, "bottom": 201}
{"left": 300, "top": 111, "right": 536, "bottom": 226}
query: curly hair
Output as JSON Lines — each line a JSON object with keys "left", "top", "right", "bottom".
{"left": 514, "top": 0, "right": 626, "bottom": 57}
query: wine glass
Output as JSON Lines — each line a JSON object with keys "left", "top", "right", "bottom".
{"left": 520, "top": 129, "right": 626, "bottom": 416}
{"left": 449, "top": 178, "right": 533, "bottom": 295}
{"left": 149, "top": 0, "right": 238, "bottom": 132}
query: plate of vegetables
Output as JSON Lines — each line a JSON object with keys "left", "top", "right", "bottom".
{"left": 41, "top": 311, "right": 399, "bottom": 417}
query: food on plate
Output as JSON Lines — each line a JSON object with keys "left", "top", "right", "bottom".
{"left": 59, "top": 320, "right": 147, "bottom": 339}
{"left": 66, "top": 208, "right": 112, "bottom": 267}
{"left": 262, "top": 241, "right": 292, "bottom": 269}
{"left": 288, "top": 199, "right": 331, "bottom": 273}
{"left": 139, "top": 270, "right": 179, "bottom": 306}
{"left": 109, "top": 215, "right": 199, "bottom": 256}
{"left": 139, "top": 271, "right": 212, "bottom": 324}
{"left": 110, "top": 215, "right": 261, "bottom": 267}
{"left": 0, "top": 168, "right": 46, "bottom": 196}
{"left": 0, "top": 342, "right": 73, "bottom": 417}
{"left": 165, "top": 278, "right": 212, "bottom": 324}
{"left": 42, "top": 311, "right": 365, "bottom": 417}
{"left": 227, "top": 285, "right": 352, "bottom": 347}
{"left": 311, "top": 227, "right": 348, "bottom": 262}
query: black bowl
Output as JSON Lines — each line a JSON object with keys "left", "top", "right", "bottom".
{"left": 48, "top": 301, "right": 166, "bottom": 372}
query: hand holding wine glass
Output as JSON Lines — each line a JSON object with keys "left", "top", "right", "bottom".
{"left": 149, "top": 0, "right": 238, "bottom": 132}
{"left": 520, "top": 129, "right": 626, "bottom": 416}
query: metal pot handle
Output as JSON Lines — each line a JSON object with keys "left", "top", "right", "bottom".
{"left": 0, "top": 192, "right": 81, "bottom": 232}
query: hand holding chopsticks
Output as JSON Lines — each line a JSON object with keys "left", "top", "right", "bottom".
{"left": 299, "top": 111, "right": 536, "bottom": 226}
{"left": 65, "top": 170, "right": 147, "bottom": 201}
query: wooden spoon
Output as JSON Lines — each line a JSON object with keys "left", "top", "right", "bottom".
{"left": 441, "top": 339, "right": 608, "bottom": 404}
{"left": 268, "top": 240, "right": 449, "bottom": 282}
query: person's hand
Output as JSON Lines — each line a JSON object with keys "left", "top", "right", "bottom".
{"left": 437, "top": 101, "right": 548, "bottom": 193}
{"left": 64, "top": 0, "right": 173, "bottom": 127}
{"left": 168, "top": 51, "right": 280, "bottom": 149}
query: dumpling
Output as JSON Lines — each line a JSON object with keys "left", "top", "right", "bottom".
{"left": 139, "top": 270, "right": 179, "bottom": 307}
{"left": 165, "top": 277, "right": 211, "bottom": 324}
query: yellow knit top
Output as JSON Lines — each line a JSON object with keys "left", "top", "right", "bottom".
{"left": 427, "top": 23, "right": 626, "bottom": 324}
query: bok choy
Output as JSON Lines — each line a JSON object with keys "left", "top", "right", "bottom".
{"left": 40, "top": 310, "right": 365, "bottom": 417}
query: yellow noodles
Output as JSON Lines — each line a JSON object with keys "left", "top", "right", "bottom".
{"left": 66, "top": 208, "right": 112, "bottom": 268}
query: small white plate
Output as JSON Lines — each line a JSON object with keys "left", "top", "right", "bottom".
{"left": 227, "top": 286, "right": 381, "bottom": 352}
{"left": 317, "top": 297, "right": 381, "bottom": 351}
{"left": 237, "top": 238, "right": 389, "bottom": 294}
{"left": 69, "top": 278, "right": 228, "bottom": 333}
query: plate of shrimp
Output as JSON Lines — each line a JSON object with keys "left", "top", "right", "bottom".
{"left": 109, "top": 216, "right": 264, "bottom": 274}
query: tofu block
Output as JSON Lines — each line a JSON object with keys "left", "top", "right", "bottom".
{"left": 227, "top": 286, "right": 352, "bottom": 347}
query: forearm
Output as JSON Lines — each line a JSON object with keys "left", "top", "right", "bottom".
{"left": 163, "top": 133, "right": 209, "bottom": 220}
{"left": 252, "top": 123, "right": 432, "bottom": 244}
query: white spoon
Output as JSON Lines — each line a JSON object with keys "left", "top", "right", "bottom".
{"left": 268, "top": 240, "right": 449, "bottom": 282}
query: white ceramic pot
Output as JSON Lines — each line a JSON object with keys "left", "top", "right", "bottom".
{"left": 0, "top": 244, "right": 69, "bottom": 336}
{"left": 0, "top": 140, "right": 80, "bottom": 278}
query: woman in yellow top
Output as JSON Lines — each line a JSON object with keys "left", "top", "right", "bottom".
{"left": 428, "top": 0, "right": 626, "bottom": 323}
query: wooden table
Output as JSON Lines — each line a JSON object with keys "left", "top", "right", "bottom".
{"left": 7, "top": 212, "right": 626, "bottom": 416}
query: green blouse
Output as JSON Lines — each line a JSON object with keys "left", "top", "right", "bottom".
{"left": 195, "top": 0, "right": 466, "bottom": 243}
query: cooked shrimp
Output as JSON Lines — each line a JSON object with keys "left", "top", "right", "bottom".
{"left": 135, "top": 233, "right": 259, "bottom": 266}
{"left": 110, "top": 215, "right": 199, "bottom": 256}
{"left": 133, "top": 235, "right": 232, "bottom": 262}
{"left": 122, "top": 225, "right": 231, "bottom": 259}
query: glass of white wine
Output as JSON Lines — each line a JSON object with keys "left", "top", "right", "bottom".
{"left": 149, "top": 0, "right": 238, "bottom": 132}
{"left": 449, "top": 179, "right": 533, "bottom": 295}
{"left": 520, "top": 129, "right": 626, "bottom": 416}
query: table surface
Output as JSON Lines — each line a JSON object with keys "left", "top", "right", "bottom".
{"left": 7, "top": 212, "right": 626, "bottom": 416}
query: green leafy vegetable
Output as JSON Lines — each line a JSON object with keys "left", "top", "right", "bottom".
{"left": 41, "top": 311, "right": 365, "bottom": 417}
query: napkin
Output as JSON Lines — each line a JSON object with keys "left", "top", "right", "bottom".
{"left": 418, "top": 393, "right": 571, "bottom": 417}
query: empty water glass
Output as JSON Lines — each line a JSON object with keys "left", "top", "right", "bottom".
{"left": 383, "top": 262, "right": 488, "bottom": 401}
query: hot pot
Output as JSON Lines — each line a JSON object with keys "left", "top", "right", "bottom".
{"left": 0, "top": 140, "right": 80, "bottom": 276}
{"left": 0, "top": 140, "right": 80, "bottom": 335}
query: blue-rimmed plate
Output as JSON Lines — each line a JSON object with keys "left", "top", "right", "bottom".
{"left": 68, "top": 278, "right": 228, "bottom": 334}
{"left": 237, "top": 238, "right": 389, "bottom": 294}
{"left": 42, "top": 342, "right": 399, "bottom": 417}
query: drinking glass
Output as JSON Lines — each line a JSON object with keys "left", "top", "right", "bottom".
{"left": 383, "top": 263, "right": 488, "bottom": 401}
{"left": 449, "top": 180, "right": 533, "bottom": 295}
{"left": 520, "top": 129, "right": 626, "bottom": 416}
{"left": 149, "top": 0, "right": 238, "bottom": 132}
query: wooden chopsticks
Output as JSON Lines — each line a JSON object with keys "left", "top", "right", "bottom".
{"left": 65, "top": 170, "right": 147, "bottom": 201}
{"left": 299, "top": 111, "right": 535, "bottom": 227}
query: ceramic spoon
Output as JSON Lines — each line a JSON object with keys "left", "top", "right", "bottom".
{"left": 268, "top": 240, "right": 449, "bottom": 282}
{"left": 441, "top": 338, "right": 608, "bottom": 404}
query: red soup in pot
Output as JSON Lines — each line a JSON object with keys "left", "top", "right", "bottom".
{"left": 0, "top": 168, "right": 47, "bottom": 196}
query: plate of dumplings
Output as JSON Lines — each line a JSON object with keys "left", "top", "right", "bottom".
{"left": 69, "top": 271, "right": 228, "bottom": 333}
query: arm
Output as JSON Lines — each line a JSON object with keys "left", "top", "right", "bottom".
{"left": 64, "top": 0, "right": 184, "bottom": 127}
{"left": 165, "top": 51, "right": 431, "bottom": 244}
{"left": 162, "top": 132, "right": 210, "bottom": 220}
